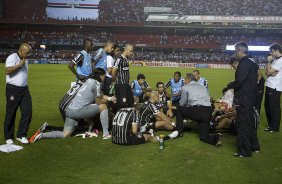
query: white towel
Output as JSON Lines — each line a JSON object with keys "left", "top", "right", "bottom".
{"left": 0, "top": 144, "right": 24, "bottom": 153}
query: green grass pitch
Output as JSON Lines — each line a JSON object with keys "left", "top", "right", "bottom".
{"left": 0, "top": 64, "right": 281, "bottom": 184}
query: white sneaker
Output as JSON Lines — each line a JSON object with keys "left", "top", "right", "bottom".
{"left": 102, "top": 134, "right": 112, "bottom": 140}
{"left": 6, "top": 139, "right": 14, "bottom": 144}
{"left": 149, "top": 129, "right": 154, "bottom": 136}
{"left": 16, "top": 137, "right": 29, "bottom": 144}
{"left": 168, "top": 131, "right": 179, "bottom": 139}
{"left": 38, "top": 122, "right": 49, "bottom": 132}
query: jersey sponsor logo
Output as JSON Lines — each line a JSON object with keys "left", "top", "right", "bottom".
{"left": 96, "top": 82, "right": 101, "bottom": 97}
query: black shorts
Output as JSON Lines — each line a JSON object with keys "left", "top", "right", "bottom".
{"left": 113, "top": 135, "right": 145, "bottom": 145}
{"left": 102, "top": 76, "right": 113, "bottom": 95}
{"left": 114, "top": 83, "right": 134, "bottom": 110}
{"left": 128, "top": 134, "right": 146, "bottom": 145}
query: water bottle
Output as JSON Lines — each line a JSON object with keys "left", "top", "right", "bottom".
{"left": 159, "top": 134, "right": 164, "bottom": 150}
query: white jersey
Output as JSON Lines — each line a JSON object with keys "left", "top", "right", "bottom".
{"left": 106, "top": 55, "right": 115, "bottom": 78}
{"left": 6, "top": 53, "right": 28, "bottom": 87}
{"left": 266, "top": 57, "right": 282, "bottom": 91}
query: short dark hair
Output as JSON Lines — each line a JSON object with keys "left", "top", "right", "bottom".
{"left": 105, "top": 41, "right": 114, "bottom": 47}
{"left": 235, "top": 41, "right": 248, "bottom": 54}
{"left": 174, "top": 71, "right": 181, "bottom": 77}
{"left": 113, "top": 43, "right": 119, "bottom": 50}
{"left": 193, "top": 70, "right": 200, "bottom": 74}
{"left": 270, "top": 43, "right": 282, "bottom": 53}
{"left": 90, "top": 68, "right": 105, "bottom": 82}
{"left": 156, "top": 82, "right": 164, "bottom": 88}
{"left": 83, "top": 39, "right": 92, "bottom": 46}
{"left": 137, "top": 73, "right": 145, "bottom": 80}
{"left": 229, "top": 57, "right": 239, "bottom": 65}
{"left": 222, "top": 87, "right": 228, "bottom": 95}
{"left": 185, "top": 73, "right": 195, "bottom": 81}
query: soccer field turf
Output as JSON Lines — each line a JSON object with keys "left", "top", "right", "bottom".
{"left": 0, "top": 64, "right": 281, "bottom": 184}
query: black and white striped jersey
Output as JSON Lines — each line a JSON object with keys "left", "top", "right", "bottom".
{"left": 114, "top": 55, "right": 130, "bottom": 85}
{"left": 156, "top": 92, "right": 170, "bottom": 112}
{"left": 112, "top": 108, "right": 139, "bottom": 144}
{"left": 139, "top": 101, "right": 160, "bottom": 125}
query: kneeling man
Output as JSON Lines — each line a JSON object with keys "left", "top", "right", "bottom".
{"left": 29, "top": 69, "right": 115, "bottom": 142}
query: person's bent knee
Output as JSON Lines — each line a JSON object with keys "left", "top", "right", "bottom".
{"left": 143, "top": 134, "right": 156, "bottom": 142}
{"left": 63, "top": 130, "right": 72, "bottom": 138}
{"left": 99, "top": 104, "right": 108, "bottom": 112}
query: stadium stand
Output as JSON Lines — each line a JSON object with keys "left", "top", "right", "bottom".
{"left": 1, "top": 0, "right": 282, "bottom": 23}
{"left": 0, "top": 0, "right": 281, "bottom": 64}
{"left": 1, "top": 29, "right": 281, "bottom": 47}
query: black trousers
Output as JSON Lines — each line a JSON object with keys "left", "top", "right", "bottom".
{"left": 256, "top": 88, "right": 264, "bottom": 115}
{"left": 4, "top": 84, "right": 32, "bottom": 140}
{"left": 114, "top": 83, "right": 134, "bottom": 111}
{"left": 102, "top": 76, "right": 113, "bottom": 96}
{"left": 264, "top": 86, "right": 281, "bottom": 132}
{"left": 176, "top": 106, "right": 219, "bottom": 145}
{"left": 236, "top": 106, "right": 260, "bottom": 157}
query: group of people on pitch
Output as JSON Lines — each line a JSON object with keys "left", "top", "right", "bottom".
{"left": 26, "top": 41, "right": 282, "bottom": 158}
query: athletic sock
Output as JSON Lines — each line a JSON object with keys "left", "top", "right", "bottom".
{"left": 45, "top": 126, "right": 64, "bottom": 131}
{"left": 100, "top": 109, "right": 110, "bottom": 136}
{"left": 42, "top": 131, "right": 65, "bottom": 139}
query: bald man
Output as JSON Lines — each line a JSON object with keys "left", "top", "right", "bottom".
{"left": 112, "top": 44, "right": 134, "bottom": 111}
{"left": 4, "top": 43, "right": 32, "bottom": 144}
{"left": 139, "top": 91, "right": 175, "bottom": 133}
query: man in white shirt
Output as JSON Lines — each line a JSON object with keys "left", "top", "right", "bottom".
{"left": 4, "top": 43, "right": 32, "bottom": 144}
{"left": 264, "top": 43, "right": 282, "bottom": 132}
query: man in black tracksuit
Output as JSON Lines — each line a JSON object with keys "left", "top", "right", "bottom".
{"left": 227, "top": 42, "right": 260, "bottom": 157}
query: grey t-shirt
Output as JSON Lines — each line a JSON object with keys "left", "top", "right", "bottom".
{"left": 179, "top": 81, "right": 211, "bottom": 107}
{"left": 68, "top": 79, "right": 101, "bottom": 110}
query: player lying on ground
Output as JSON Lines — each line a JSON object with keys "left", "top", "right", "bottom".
{"left": 112, "top": 107, "right": 158, "bottom": 145}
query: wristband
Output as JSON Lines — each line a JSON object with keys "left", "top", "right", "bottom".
{"left": 107, "top": 97, "right": 112, "bottom": 101}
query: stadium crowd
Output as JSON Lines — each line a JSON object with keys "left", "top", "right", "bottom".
{"left": 2, "top": 0, "right": 282, "bottom": 23}
{"left": 1, "top": 29, "right": 282, "bottom": 47}
{"left": 99, "top": 0, "right": 282, "bottom": 23}
{"left": 0, "top": 28, "right": 281, "bottom": 63}
{"left": 1, "top": 49, "right": 269, "bottom": 64}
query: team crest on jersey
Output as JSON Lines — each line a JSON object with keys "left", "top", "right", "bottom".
{"left": 10, "top": 95, "right": 15, "bottom": 101}
{"left": 122, "top": 98, "right": 127, "bottom": 102}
